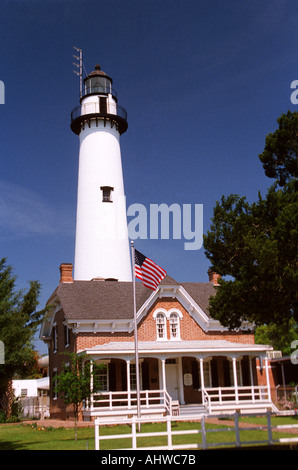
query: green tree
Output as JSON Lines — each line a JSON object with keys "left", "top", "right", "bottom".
{"left": 55, "top": 352, "right": 104, "bottom": 440}
{"left": 0, "top": 258, "right": 46, "bottom": 418}
{"left": 203, "top": 112, "right": 298, "bottom": 343}
{"left": 259, "top": 110, "right": 298, "bottom": 187}
{"left": 255, "top": 318, "right": 298, "bottom": 356}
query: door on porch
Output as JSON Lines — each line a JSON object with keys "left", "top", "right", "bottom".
{"left": 165, "top": 360, "right": 179, "bottom": 401}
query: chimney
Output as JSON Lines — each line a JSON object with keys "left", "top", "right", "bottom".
{"left": 208, "top": 268, "right": 221, "bottom": 286}
{"left": 59, "top": 263, "right": 73, "bottom": 283}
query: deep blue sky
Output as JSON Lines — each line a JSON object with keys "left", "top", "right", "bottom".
{"left": 0, "top": 0, "right": 297, "bottom": 354}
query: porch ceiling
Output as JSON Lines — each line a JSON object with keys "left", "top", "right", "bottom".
{"left": 83, "top": 340, "right": 272, "bottom": 357}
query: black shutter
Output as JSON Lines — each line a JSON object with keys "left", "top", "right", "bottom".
{"left": 192, "top": 361, "right": 200, "bottom": 389}
{"left": 142, "top": 362, "right": 149, "bottom": 390}
{"left": 211, "top": 358, "right": 219, "bottom": 387}
{"left": 108, "top": 362, "right": 116, "bottom": 391}
{"left": 121, "top": 362, "right": 127, "bottom": 391}
{"left": 222, "top": 358, "right": 231, "bottom": 387}
{"left": 241, "top": 356, "right": 250, "bottom": 386}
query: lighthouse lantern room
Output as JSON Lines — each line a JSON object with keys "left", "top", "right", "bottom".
{"left": 70, "top": 64, "right": 131, "bottom": 282}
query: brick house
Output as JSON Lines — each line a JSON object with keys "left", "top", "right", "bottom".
{"left": 39, "top": 63, "right": 276, "bottom": 420}
{"left": 40, "top": 263, "right": 275, "bottom": 420}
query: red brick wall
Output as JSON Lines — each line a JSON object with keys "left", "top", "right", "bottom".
{"left": 49, "top": 297, "right": 255, "bottom": 418}
{"left": 49, "top": 309, "right": 76, "bottom": 420}
{"left": 75, "top": 297, "right": 255, "bottom": 350}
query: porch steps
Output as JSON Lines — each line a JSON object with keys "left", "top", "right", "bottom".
{"left": 178, "top": 404, "right": 207, "bottom": 417}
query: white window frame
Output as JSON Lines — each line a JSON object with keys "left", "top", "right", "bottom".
{"left": 168, "top": 309, "right": 183, "bottom": 340}
{"left": 169, "top": 312, "right": 180, "bottom": 340}
{"left": 63, "top": 322, "right": 70, "bottom": 348}
{"left": 129, "top": 362, "right": 142, "bottom": 391}
{"left": 153, "top": 308, "right": 183, "bottom": 341}
{"left": 153, "top": 310, "right": 167, "bottom": 340}
{"left": 203, "top": 360, "right": 212, "bottom": 388}
{"left": 94, "top": 362, "right": 109, "bottom": 392}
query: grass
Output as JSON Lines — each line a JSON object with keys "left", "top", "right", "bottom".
{"left": 0, "top": 416, "right": 297, "bottom": 450}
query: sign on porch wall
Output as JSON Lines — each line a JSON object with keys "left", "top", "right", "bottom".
{"left": 184, "top": 373, "right": 193, "bottom": 386}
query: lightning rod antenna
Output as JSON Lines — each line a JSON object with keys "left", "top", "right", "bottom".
{"left": 73, "top": 46, "right": 83, "bottom": 98}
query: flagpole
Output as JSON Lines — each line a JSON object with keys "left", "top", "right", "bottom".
{"left": 131, "top": 241, "right": 141, "bottom": 426}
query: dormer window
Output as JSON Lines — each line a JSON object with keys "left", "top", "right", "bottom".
{"left": 154, "top": 309, "right": 182, "bottom": 341}
{"left": 100, "top": 186, "right": 114, "bottom": 203}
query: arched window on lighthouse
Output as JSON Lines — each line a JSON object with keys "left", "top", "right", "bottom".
{"left": 100, "top": 186, "right": 114, "bottom": 203}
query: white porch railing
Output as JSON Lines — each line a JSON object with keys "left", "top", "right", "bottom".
{"left": 202, "top": 385, "right": 272, "bottom": 413}
{"left": 84, "top": 389, "right": 173, "bottom": 416}
{"left": 84, "top": 386, "right": 275, "bottom": 418}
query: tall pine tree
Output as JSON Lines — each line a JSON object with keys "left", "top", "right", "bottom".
{"left": 0, "top": 258, "right": 46, "bottom": 418}
{"left": 203, "top": 111, "right": 298, "bottom": 349}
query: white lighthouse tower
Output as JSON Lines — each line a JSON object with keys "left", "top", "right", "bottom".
{"left": 71, "top": 64, "right": 132, "bottom": 281}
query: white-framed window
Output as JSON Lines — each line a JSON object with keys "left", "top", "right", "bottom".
{"left": 156, "top": 313, "right": 167, "bottom": 340}
{"left": 169, "top": 312, "right": 180, "bottom": 340}
{"left": 153, "top": 308, "right": 183, "bottom": 341}
{"left": 203, "top": 360, "right": 212, "bottom": 387}
{"left": 95, "top": 365, "right": 109, "bottom": 392}
{"left": 129, "top": 363, "right": 142, "bottom": 391}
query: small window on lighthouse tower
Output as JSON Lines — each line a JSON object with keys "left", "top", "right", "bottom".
{"left": 100, "top": 186, "right": 114, "bottom": 203}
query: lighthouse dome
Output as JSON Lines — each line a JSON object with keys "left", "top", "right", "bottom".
{"left": 83, "top": 64, "right": 114, "bottom": 98}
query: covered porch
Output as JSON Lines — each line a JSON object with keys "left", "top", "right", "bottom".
{"left": 81, "top": 340, "right": 276, "bottom": 420}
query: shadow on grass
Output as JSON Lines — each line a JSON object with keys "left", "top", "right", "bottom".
{"left": 0, "top": 440, "right": 32, "bottom": 450}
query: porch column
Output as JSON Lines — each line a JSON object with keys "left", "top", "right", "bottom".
{"left": 264, "top": 357, "right": 271, "bottom": 402}
{"left": 161, "top": 359, "right": 166, "bottom": 391}
{"left": 199, "top": 358, "right": 205, "bottom": 391}
{"left": 249, "top": 357, "right": 255, "bottom": 402}
{"left": 198, "top": 358, "right": 205, "bottom": 406}
{"left": 126, "top": 359, "right": 131, "bottom": 409}
{"left": 232, "top": 357, "right": 239, "bottom": 403}
{"left": 282, "top": 363, "right": 287, "bottom": 400}
{"left": 90, "top": 359, "right": 94, "bottom": 410}
{"left": 177, "top": 357, "right": 185, "bottom": 404}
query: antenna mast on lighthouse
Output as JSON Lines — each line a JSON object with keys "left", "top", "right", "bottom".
{"left": 73, "top": 46, "right": 83, "bottom": 98}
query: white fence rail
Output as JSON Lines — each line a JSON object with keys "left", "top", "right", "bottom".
{"left": 94, "top": 411, "right": 298, "bottom": 451}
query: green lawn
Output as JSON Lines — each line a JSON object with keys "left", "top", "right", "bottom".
{"left": 0, "top": 416, "right": 297, "bottom": 450}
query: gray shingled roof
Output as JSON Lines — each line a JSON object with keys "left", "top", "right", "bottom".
{"left": 48, "top": 275, "right": 217, "bottom": 321}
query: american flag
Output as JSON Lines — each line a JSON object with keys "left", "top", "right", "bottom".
{"left": 134, "top": 249, "right": 167, "bottom": 290}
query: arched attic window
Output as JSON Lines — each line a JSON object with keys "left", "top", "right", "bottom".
{"left": 155, "top": 313, "right": 166, "bottom": 340}
{"left": 169, "top": 312, "right": 180, "bottom": 340}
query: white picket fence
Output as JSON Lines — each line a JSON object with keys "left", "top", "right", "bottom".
{"left": 94, "top": 411, "right": 298, "bottom": 450}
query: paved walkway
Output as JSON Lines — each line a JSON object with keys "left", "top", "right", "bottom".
{"left": 22, "top": 419, "right": 93, "bottom": 428}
